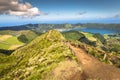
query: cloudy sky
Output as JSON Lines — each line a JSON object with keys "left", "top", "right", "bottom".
{"left": 0, "top": 0, "right": 120, "bottom": 26}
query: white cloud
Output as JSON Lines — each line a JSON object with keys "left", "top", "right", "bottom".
{"left": 0, "top": 0, "right": 41, "bottom": 17}
{"left": 8, "top": 7, "right": 40, "bottom": 18}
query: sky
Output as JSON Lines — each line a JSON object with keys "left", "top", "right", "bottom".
{"left": 0, "top": 0, "right": 120, "bottom": 26}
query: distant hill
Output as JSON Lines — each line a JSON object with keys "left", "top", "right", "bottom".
{"left": 82, "top": 23, "right": 120, "bottom": 33}
{"left": 0, "top": 23, "right": 120, "bottom": 33}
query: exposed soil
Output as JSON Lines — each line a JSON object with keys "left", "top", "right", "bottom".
{"left": 68, "top": 43, "right": 120, "bottom": 80}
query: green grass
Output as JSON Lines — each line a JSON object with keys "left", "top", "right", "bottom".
{"left": 84, "top": 33, "right": 93, "bottom": 37}
{"left": 0, "top": 43, "right": 10, "bottom": 49}
{"left": 0, "top": 36, "right": 24, "bottom": 50}
{"left": 110, "top": 44, "right": 120, "bottom": 52}
{"left": 17, "top": 30, "right": 39, "bottom": 43}
{"left": 0, "top": 30, "right": 38, "bottom": 43}
{"left": 0, "top": 30, "right": 76, "bottom": 80}
{"left": 5, "top": 36, "right": 23, "bottom": 45}
{"left": 62, "top": 31, "right": 84, "bottom": 41}
{"left": 81, "top": 32, "right": 97, "bottom": 41}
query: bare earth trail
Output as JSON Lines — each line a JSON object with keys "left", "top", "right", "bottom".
{"left": 68, "top": 43, "right": 120, "bottom": 80}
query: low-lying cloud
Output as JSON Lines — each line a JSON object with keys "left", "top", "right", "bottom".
{"left": 77, "top": 11, "right": 87, "bottom": 15}
{"left": 0, "top": 0, "right": 41, "bottom": 17}
{"left": 99, "top": 14, "right": 120, "bottom": 19}
{"left": 113, "top": 14, "right": 120, "bottom": 18}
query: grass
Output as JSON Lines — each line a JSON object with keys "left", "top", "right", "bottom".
{"left": 81, "top": 32, "right": 96, "bottom": 41}
{"left": 62, "top": 31, "right": 84, "bottom": 41}
{"left": 0, "top": 35, "right": 24, "bottom": 50}
{"left": 5, "top": 36, "right": 23, "bottom": 45}
{"left": 0, "top": 43, "right": 10, "bottom": 49}
{"left": 0, "top": 30, "right": 76, "bottom": 80}
{"left": 110, "top": 44, "right": 120, "bottom": 52}
{"left": 0, "top": 30, "right": 38, "bottom": 42}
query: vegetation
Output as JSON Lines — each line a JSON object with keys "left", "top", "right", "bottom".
{"left": 5, "top": 36, "right": 23, "bottom": 45}
{"left": 0, "top": 29, "right": 120, "bottom": 80}
{"left": 62, "top": 30, "right": 120, "bottom": 67}
{"left": 93, "top": 33, "right": 106, "bottom": 44}
{"left": 0, "top": 30, "right": 76, "bottom": 80}
{"left": 0, "top": 42, "right": 10, "bottom": 50}
{"left": 62, "top": 30, "right": 84, "bottom": 41}
{"left": 70, "top": 40, "right": 120, "bottom": 67}
{"left": 0, "top": 30, "right": 38, "bottom": 50}
{"left": 81, "top": 32, "right": 96, "bottom": 41}
{"left": 0, "top": 23, "right": 120, "bottom": 33}
{"left": 18, "top": 35, "right": 28, "bottom": 43}
{"left": 0, "top": 35, "right": 24, "bottom": 50}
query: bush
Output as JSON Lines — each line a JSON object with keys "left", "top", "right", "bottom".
{"left": 93, "top": 33, "right": 106, "bottom": 44}
{"left": 18, "top": 35, "right": 28, "bottom": 43}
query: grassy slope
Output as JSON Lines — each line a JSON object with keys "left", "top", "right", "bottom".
{"left": 17, "top": 30, "right": 38, "bottom": 43}
{"left": 0, "top": 35, "right": 24, "bottom": 50}
{"left": 0, "top": 30, "right": 76, "bottom": 80}
{"left": 63, "top": 31, "right": 120, "bottom": 67}
{"left": 62, "top": 31, "right": 96, "bottom": 42}
{"left": 5, "top": 36, "right": 23, "bottom": 45}
{"left": 0, "top": 30, "right": 120, "bottom": 80}
{"left": 0, "top": 30, "right": 38, "bottom": 41}
{"left": 0, "top": 30, "right": 38, "bottom": 50}
{"left": 62, "top": 31, "right": 84, "bottom": 41}
{"left": 0, "top": 43, "right": 10, "bottom": 49}
{"left": 81, "top": 32, "right": 96, "bottom": 41}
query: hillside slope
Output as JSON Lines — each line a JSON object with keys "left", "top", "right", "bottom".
{"left": 0, "top": 30, "right": 80, "bottom": 80}
{"left": 0, "top": 30, "right": 120, "bottom": 80}
{"left": 0, "top": 30, "right": 39, "bottom": 50}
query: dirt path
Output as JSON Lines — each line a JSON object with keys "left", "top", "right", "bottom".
{"left": 46, "top": 30, "right": 52, "bottom": 38}
{"left": 68, "top": 44, "right": 120, "bottom": 80}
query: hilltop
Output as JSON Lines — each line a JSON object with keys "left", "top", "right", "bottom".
{"left": 0, "top": 30, "right": 78, "bottom": 80}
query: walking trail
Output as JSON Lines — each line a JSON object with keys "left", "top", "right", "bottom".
{"left": 68, "top": 43, "right": 120, "bottom": 80}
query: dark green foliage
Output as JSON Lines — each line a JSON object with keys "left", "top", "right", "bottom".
{"left": 18, "top": 35, "right": 28, "bottom": 43}
{"left": 62, "top": 31, "right": 84, "bottom": 41}
{"left": 0, "top": 49, "right": 14, "bottom": 55}
{"left": 93, "top": 33, "right": 106, "bottom": 44}
{"left": 110, "top": 44, "right": 120, "bottom": 52}
{"left": 106, "top": 37, "right": 120, "bottom": 52}
{"left": 63, "top": 31, "right": 96, "bottom": 46}
{"left": 79, "top": 36, "right": 96, "bottom": 47}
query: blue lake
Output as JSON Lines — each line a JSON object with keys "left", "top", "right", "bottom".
{"left": 71, "top": 28, "right": 118, "bottom": 35}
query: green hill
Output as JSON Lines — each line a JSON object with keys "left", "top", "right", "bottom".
{"left": 62, "top": 31, "right": 97, "bottom": 46}
{"left": 0, "top": 35, "right": 24, "bottom": 50}
{"left": 0, "top": 30, "right": 39, "bottom": 50}
{"left": 62, "top": 30, "right": 84, "bottom": 41}
{"left": 0, "top": 30, "right": 38, "bottom": 42}
{"left": 0, "top": 30, "right": 77, "bottom": 80}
